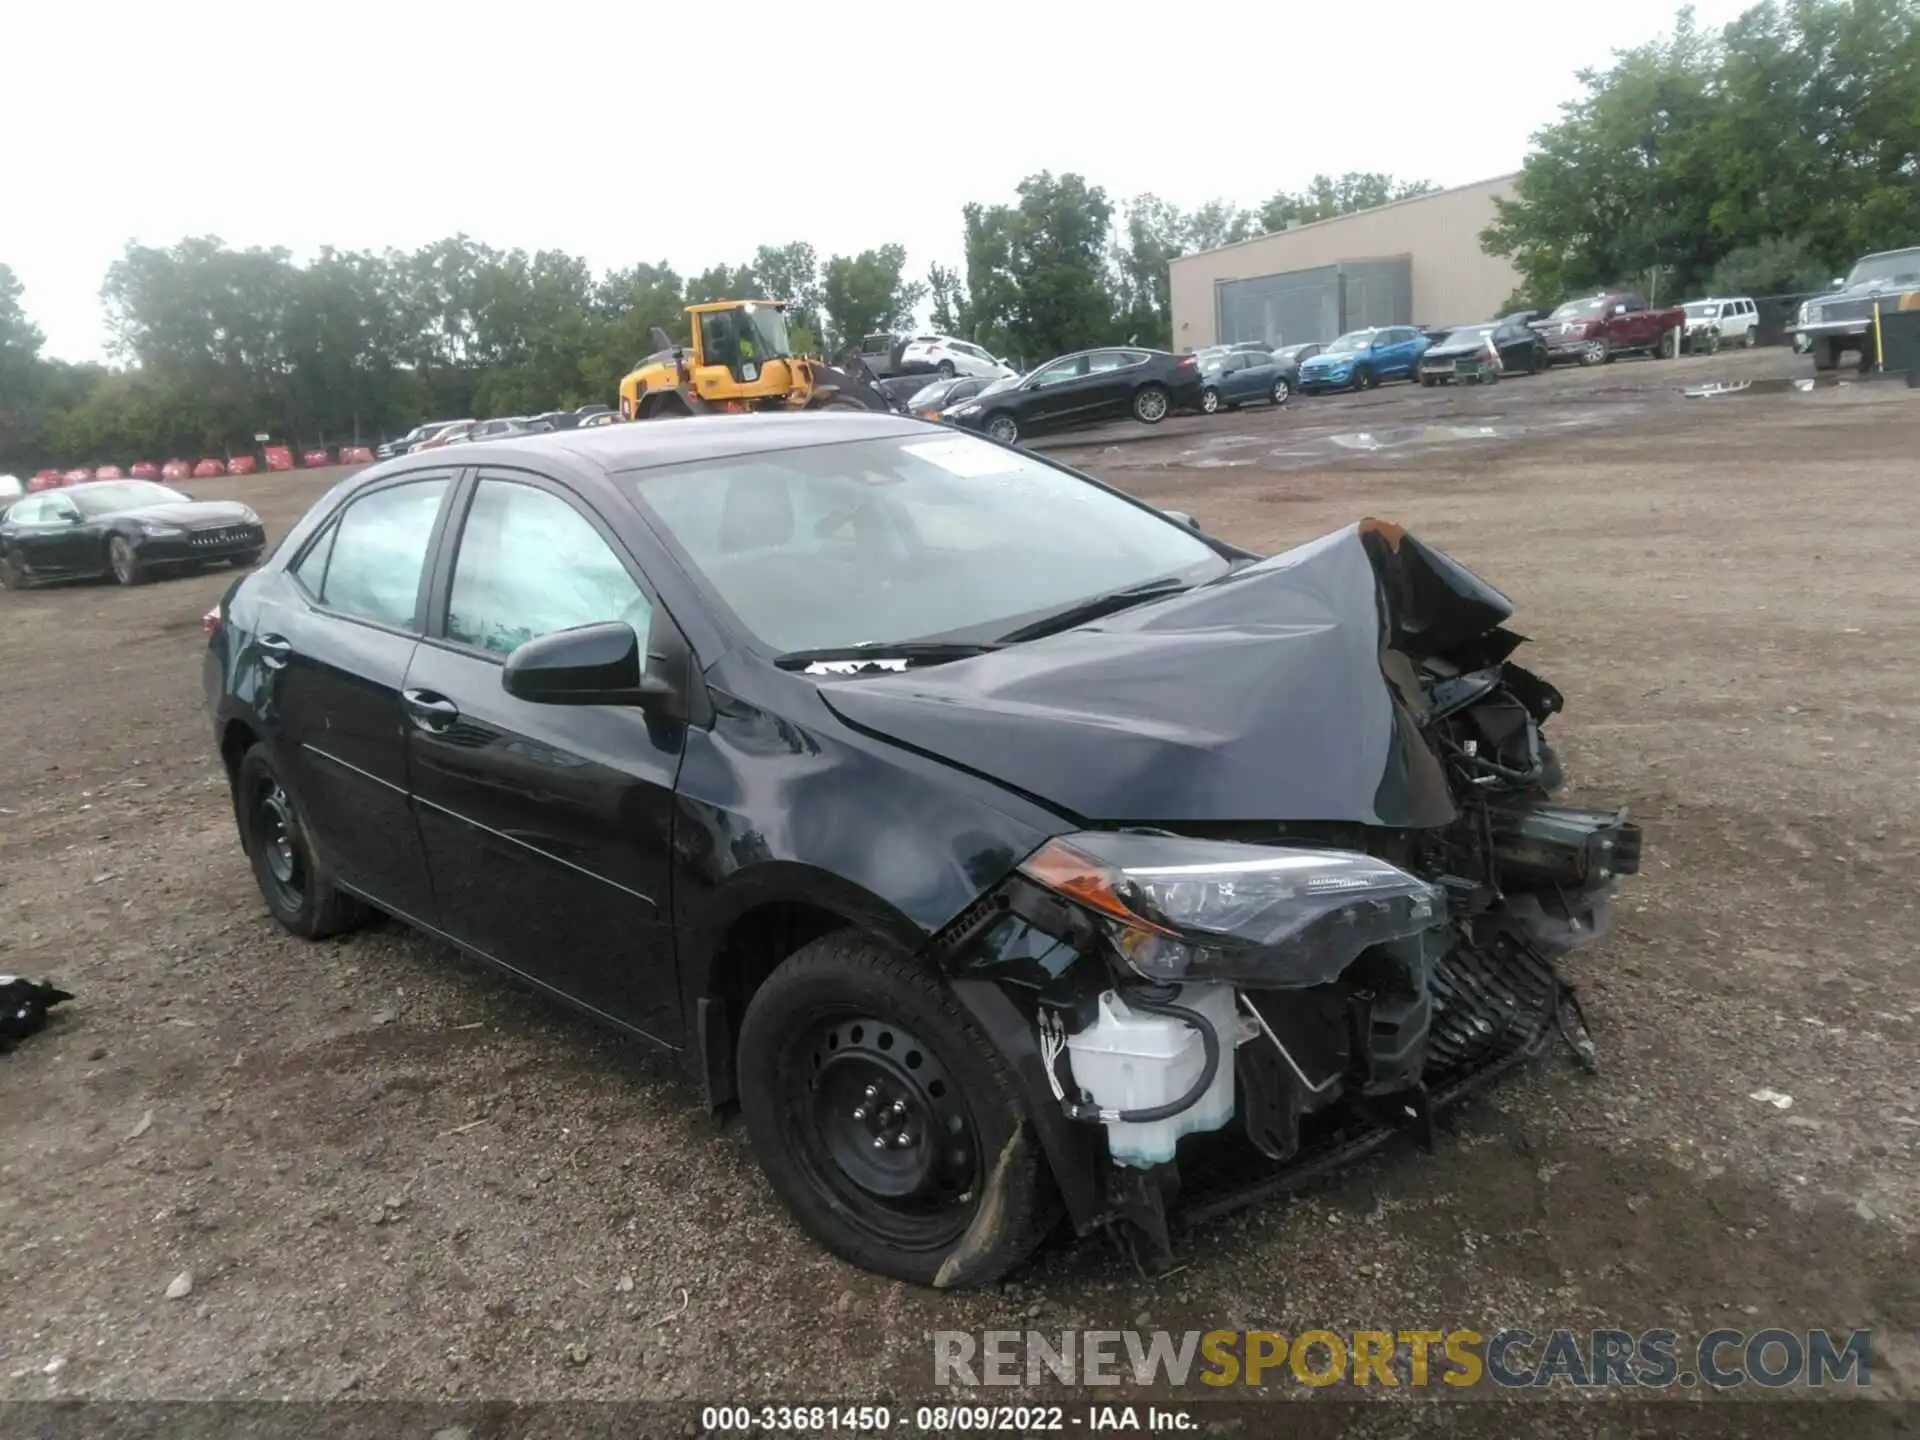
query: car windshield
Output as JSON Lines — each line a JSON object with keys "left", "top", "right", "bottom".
{"left": 1322, "top": 333, "right": 1371, "bottom": 354}
{"left": 1550, "top": 297, "right": 1610, "bottom": 319}
{"left": 1845, "top": 251, "right": 1920, "bottom": 288}
{"left": 1444, "top": 326, "right": 1496, "bottom": 345}
{"left": 974, "top": 374, "right": 1021, "bottom": 399}
{"left": 626, "top": 433, "right": 1228, "bottom": 654}
{"left": 69, "top": 481, "right": 189, "bottom": 515}
{"left": 906, "top": 379, "right": 957, "bottom": 408}
{"left": 1274, "top": 344, "right": 1315, "bottom": 361}
{"left": 1684, "top": 302, "right": 1719, "bottom": 319}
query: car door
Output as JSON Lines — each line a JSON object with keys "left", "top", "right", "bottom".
{"left": 253, "top": 471, "right": 454, "bottom": 920}
{"left": 1017, "top": 355, "right": 1092, "bottom": 430}
{"left": 1234, "top": 353, "right": 1278, "bottom": 401}
{"left": 1391, "top": 327, "right": 1424, "bottom": 377}
{"left": 1, "top": 497, "right": 50, "bottom": 575}
{"left": 402, "top": 469, "right": 687, "bottom": 1044}
{"left": 35, "top": 493, "right": 95, "bottom": 574}
{"left": 1083, "top": 350, "right": 1144, "bottom": 418}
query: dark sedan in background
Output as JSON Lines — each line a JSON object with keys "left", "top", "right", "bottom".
{"left": 1416, "top": 321, "right": 1550, "bottom": 384}
{"left": 1198, "top": 350, "right": 1296, "bottom": 412}
{"left": 904, "top": 374, "right": 996, "bottom": 421}
{"left": 0, "top": 479, "right": 264, "bottom": 588}
{"left": 943, "top": 347, "right": 1202, "bottom": 445}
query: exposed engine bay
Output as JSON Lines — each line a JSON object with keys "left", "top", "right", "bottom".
{"left": 929, "top": 521, "right": 1644, "bottom": 1265}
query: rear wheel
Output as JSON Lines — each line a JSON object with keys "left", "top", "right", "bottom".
{"left": 0, "top": 550, "right": 27, "bottom": 591}
{"left": 1741, "top": 326, "right": 1757, "bottom": 349}
{"left": 936, "top": 360, "right": 957, "bottom": 378}
{"left": 108, "top": 536, "right": 146, "bottom": 587}
{"left": 736, "top": 933, "right": 1056, "bottom": 1287}
{"left": 1659, "top": 327, "right": 1679, "bottom": 359}
{"left": 984, "top": 413, "right": 1020, "bottom": 446}
{"left": 235, "top": 744, "right": 370, "bottom": 940}
{"left": 1270, "top": 377, "right": 1291, "bottom": 405}
{"left": 1200, "top": 386, "right": 1221, "bottom": 415}
{"left": 1132, "top": 385, "right": 1171, "bottom": 424}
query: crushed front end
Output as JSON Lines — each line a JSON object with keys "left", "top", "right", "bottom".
{"left": 932, "top": 522, "right": 1644, "bottom": 1264}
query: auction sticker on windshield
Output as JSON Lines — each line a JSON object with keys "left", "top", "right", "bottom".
{"left": 901, "top": 437, "right": 1024, "bottom": 477}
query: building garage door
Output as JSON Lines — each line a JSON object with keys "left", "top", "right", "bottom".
{"left": 1216, "top": 257, "right": 1412, "bottom": 347}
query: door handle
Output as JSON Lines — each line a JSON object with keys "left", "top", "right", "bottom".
{"left": 256, "top": 633, "right": 292, "bottom": 671}
{"left": 402, "top": 688, "right": 460, "bottom": 733}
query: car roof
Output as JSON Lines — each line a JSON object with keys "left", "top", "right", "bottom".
{"left": 400, "top": 411, "right": 931, "bottom": 478}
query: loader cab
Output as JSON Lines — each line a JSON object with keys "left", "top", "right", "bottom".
{"left": 691, "top": 301, "right": 793, "bottom": 389}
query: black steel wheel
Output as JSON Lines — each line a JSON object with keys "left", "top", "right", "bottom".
{"left": 736, "top": 933, "right": 1056, "bottom": 1287}
{"left": 234, "top": 743, "right": 369, "bottom": 939}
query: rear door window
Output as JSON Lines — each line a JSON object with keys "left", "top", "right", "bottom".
{"left": 309, "top": 477, "right": 450, "bottom": 630}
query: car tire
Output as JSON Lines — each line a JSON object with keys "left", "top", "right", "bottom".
{"left": 1419, "top": 374, "right": 1436, "bottom": 388}
{"left": 234, "top": 743, "right": 371, "bottom": 940}
{"left": 1200, "top": 386, "right": 1221, "bottom": 415}
{"left": 0, "top": 550, "right": 28, "bottom": 591}
{"left": 936, "top": 360, "right": 956, "bottom": 378}
{"left": 1580, "top": 338, "right": 1610, "bottom": 367}
{"left": 1741, "top": 327, "right": 1757, "bottom": 349}
{"left": 1132, "top": 385, "right": 1171, "bottom": 424}
{"left": 1352, "top": 366, "right": 1376, "bottom": 391}
{"left": 1659, "top": 328, "right": 1679, "bottom": 359}
{"left": 735, "top": 931, "right": 1058, "bottom": 1288}
{"left": 107, "top": 535, "right": 147, "bottom": 587}
{"left": 1270, "top": 377, "right": 1291, "bottom": 405}
{"left": 984, "top": 413, "right": 1020, "bottom": 446}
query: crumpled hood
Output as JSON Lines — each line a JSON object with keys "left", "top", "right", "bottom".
{"left": 819, "top": 520, "right": 1514, "bottom": 829}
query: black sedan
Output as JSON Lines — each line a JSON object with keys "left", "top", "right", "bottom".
{"left": 902, "top": 374, "right": 995, "bottom": 420}
{"left": 1416, "top": 321, "right": 1549, "bottom": 384}
{"left": 942, "top": 347, "right": 1203, "bottom": 445}
{"left": 1, "top": 480, "right": 264, "bottom": 589}
{"left": 203, "top": 413, "right": 1638, "bottom": 1289}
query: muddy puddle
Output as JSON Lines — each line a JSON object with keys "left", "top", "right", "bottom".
{"left": 1679, "top": 372, "right": 1908, "bottom": 397}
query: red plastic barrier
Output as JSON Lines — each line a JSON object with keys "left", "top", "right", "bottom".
{"left": 192, "top": 459, "right": 226, "bottom": 478}
{"left": 93, "top": 465, "right": 125, "bottom": 481}
{"left": 161, "top": 459, "right": 192, "bottom": 481}
{"left": 129, "top": 461, "right": 160, "bottom": 479}
{"left": 227, "top": 455, "right": 258, "bottom": 476}
{"left": 30, "top": 469, "right": 63, "bottom": 491}
{"left": 338, "top": 445, "right": 375, "bottom": 464}
{"left": 63, "top": 468, "right": 91, "bottom": 484}
{"left": 301, "top": 448, "right": 331, "bottom": 468}
{"left": 263, "top": 446, "right": 294, "bottom": 471}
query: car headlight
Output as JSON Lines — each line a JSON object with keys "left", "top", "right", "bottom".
{"left": 238, "top": 508, "right": 260, "bottom": 524}
{"left": 1017, "top": 832, "right": 1442, "bottom": 988}
{"left": 138, "top": 522, "right": 186, "bottom": 538}
{"left": 950, "top": 402, "right": 982, "bottom": 417}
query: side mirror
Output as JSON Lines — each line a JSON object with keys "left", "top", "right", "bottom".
{"left": 502, "top": 622, "right": 677, "bottom": 713}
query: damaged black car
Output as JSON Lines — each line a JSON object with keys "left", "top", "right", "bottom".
{"left": 204, "top": 414, "right": 1640, "bottom": 1287}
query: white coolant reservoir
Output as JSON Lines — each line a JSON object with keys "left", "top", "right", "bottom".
{"left": 1064, "top": 984, "right": 1239, "bottom": 1169}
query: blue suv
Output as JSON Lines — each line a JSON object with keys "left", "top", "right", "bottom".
{"left": 1296, "top": 326, "right": 1430, "bottom": 393}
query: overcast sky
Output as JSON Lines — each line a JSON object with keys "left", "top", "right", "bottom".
{"left": 8, "top": 0, "right": 1756, "bottom": 362}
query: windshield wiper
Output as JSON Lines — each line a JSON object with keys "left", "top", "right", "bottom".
{"left": 774, "top": 641, "right": 1000, "bottom": 672}
{"left": 995, "top": 577, "right": 1192, "bottom": 644}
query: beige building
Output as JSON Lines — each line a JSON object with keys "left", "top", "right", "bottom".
{"left": 1169, "top": 173, "right": 1524, "bottom": 351}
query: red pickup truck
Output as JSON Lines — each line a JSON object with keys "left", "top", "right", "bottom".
{"left": 1532, "top": 292, "right": 1686, "bottom": 366}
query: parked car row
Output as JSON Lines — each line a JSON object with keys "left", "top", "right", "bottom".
{"left": 377, "top": 404, "right": 615, "bottom": 460}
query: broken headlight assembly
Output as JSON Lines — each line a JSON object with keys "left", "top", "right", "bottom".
{"left": 1016, "top": 832, "right": 1443, "bottom": 988}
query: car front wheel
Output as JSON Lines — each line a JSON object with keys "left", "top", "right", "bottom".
{"left": 736, "top": 933, "right": 1057, "bottom": 1287}
{"left": 107, "top": 536, "right": 146, "bottom": 586}
{"left": 1352, "top": 366, "right": 1376, "bottom": 391}
{"left": 984, "top": 413, "right": 1020, "bottom": 445}
{"left": 0, "top": 550, "right": 27, "bottom": 591}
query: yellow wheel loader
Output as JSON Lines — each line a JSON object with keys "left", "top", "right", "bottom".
{"left": 617, "top": 301, "right": 892, "bottom": 421}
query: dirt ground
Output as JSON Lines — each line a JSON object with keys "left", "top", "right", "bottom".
{"left": 2, "top": 347, "right": 1917, "bottom": 1422}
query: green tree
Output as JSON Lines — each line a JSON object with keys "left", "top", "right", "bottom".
{"left": 751, "top": 242, "right": 824, "bottom": 341}
{"left": 927, "top": 262, "right": 966, "bottom": 336}
{"left": 820, "top": 244, "right": 926, "bottom": 349}
{"left": 1258, "top": 173, "right": 1436, "bottom": 232}
{"left": 964, "top": 172, "right": 1119, "bottom": 364}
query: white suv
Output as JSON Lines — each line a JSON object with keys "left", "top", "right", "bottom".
{"left": 1682, "top": 296, "right": 1759, "bottom": 349}
{"left": 897, "top": 335, "right": 1016, "bottom": 379}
